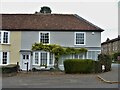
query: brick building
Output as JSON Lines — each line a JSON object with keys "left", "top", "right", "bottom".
{"left": 101, "top": 35, "right": 120, "bottom": 55}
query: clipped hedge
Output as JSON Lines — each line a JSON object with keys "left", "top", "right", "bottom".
{"left": 1, "top": 64, "right": 19, "bottom": 74}
{"left": 64, "top": 59, "right": 102, "bottom": 74}
{"left": 94, "top": 61, "right": 102, "bottom": 73}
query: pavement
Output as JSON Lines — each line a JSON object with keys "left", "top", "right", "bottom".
{"left": 2, "top": 63, "right": 119, "bottom": 88}
{"left": 98, "top": 63, "right": 119, "bottom": 83}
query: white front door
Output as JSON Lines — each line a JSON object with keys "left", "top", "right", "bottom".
{"left": 22, "top": 54, "right": 31, "bottom": 71}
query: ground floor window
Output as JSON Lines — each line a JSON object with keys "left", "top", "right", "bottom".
{"left": 59, "top": 53, "right": 86, "bottom": 65}
{"left": 0, "top": 52, "right": 9, "bottom": 65}
{"left": 35, "top": 52, "right": 39, "bottom": 65}
{"left": 33, "top": 51, "right": 54, "bottom": 66}
{"left": 59, "top": 55, "right": 72, "bottom": 65}
{"left": 87, "top": 51, "right": 100, "bottom": 60}
{"left": 73, "top": 53, "right": 84, "bottom": 59}
{"left": 49, "top": 52, "right": 54, "bottom": 65}
{"left": 41, "top": 52, "right": 47, "bottom": 66}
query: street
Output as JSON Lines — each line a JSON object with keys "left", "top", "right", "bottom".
{"left": 2, "top": 64, "right": 119, "bottom": 88}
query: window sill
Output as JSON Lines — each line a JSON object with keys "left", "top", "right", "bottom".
{"left": 59, "top": 65, "right": 64, "bottom": 66}
{"left": 0, "top": 64, "right": 9, "bottom": 66}
{"left": 48, "top": 64, "right": 54, "bottom": 66}
{"left": 0, "top": 43, "right": 11, "bottom": 46}
{"left": 74, "top": 44, "right": 86, "bottom": 46}
{"left": 32, "top": 64, "right": 40, "bottom": 66}
{"left": 42, "top": 43, "right": 50, "bottom": 45}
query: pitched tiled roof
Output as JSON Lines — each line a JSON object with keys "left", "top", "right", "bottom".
{"left": 0, "top": 13, "right": 104, "bottom": 31}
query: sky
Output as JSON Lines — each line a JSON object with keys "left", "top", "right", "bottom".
{"left": 0, "top": 0, "right": 118, "bottom": 43}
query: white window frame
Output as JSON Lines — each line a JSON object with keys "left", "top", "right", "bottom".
{"left": 0, "top": 52, "right": 9, "bottom": 65}
{"left": 33, "top": 52, "right": 40, "bottom": 65}
{"left": 33, "top": 51, "right": 54, "bottom": 66}
{"left": 74, "top": 32, "right": 86, "bottom": 45}
{"left": 0, "top": 31, "right": 10, "bottom": 44}
{"left": 49, "top": 52, "right": 54, "bottom": 66}
{"left": 39, "top": 32, "right": 50, "bottom": 44}
{"left": 87, "top": 50, "right": 101, "bottom": 61}
{"left": 73, "top": 54, "right": 85, "bottom": 59}
{"left": 40, "top": 52, "right": 48, "bottom": 66}
{"left": 33, "top": 52, "right": 40, "bottom": 66}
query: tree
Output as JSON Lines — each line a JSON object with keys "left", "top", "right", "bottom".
{"left": 40, "top": 6, "right": 52, "bottom": 14}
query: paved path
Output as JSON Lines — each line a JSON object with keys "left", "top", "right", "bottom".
{"left": 2, "top": 64, "right": 119, "bottom": 88}
{"left": 98, "top": 64, "right": 119, "bottom": 82}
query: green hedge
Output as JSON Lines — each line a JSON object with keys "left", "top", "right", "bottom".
{"left": 64, "top": 59, "right": 102, "bottom": 74}
{"left": 98, "top": 54, "right": 112, "bottom": 72}
{"left": 1, "top": 64, "right": 19, "bottom": 74}
{"left": 94, "top": 61, "right": 102, "bottom": 73}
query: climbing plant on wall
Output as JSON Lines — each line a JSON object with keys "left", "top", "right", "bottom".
{"left": 32, "top": 43, "right": 87, "bottom": 69}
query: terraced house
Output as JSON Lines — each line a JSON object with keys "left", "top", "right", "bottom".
{"left": 0, "top": 13, "right": 104, "bottom": 70}
{"left": 101, "top": 36, "right": 120, "bottom": 55}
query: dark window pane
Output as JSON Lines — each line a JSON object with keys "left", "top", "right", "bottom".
{"left": 26, "top": 55, "right": 29, "bottom": 59}
{"left": 40, "top": 33, "right": 49, "bottom": 44}
{"left": 23, "top": 55, "right": 25, "bottom": 59}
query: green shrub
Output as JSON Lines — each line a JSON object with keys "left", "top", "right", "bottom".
{"left": 64, "top": 59, "right": 101, "bottom": 74}
{"left": 2, "top": 64, "right": 19, "bottom": 74}
{"left": 98, "top": 54, "right": 112, "bottom": 72}
{"left": 94, "top": 61, "right": 102, "bottom": 73}
{"left": 112, "top": 52, "right": 120, "bottom": 61}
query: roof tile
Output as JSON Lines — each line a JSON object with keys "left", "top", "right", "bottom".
{"left": 0, "top": 14, "right": 104, "bottom": 31}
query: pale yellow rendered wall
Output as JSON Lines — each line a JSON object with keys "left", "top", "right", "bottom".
{"left": 0, "top": 44, "right": 10, "bottom": 51}
{"left": 10, "top": 31, "right": 21, "bottom": 64}
{"left": 0, "top": 45, "right": 2, "bottom": 50}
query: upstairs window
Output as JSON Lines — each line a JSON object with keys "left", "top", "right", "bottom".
{"left": 39, "top": 32, "right": 50, "bottom": 44}
{"left": 3, "top": 32, "right": 8, "bottom": 43}
{"left": 0, "top": 31, "right": 10, "bottom": 44}
{"left": 75, "top": 32, "right": 85, "bottom": 45}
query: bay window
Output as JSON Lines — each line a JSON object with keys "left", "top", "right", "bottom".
{"left": 33, "top": 51, "right": 54, "bottom": 66}
{"left": 41, "top": 52, "right": 47, "bottom": 66}
{"left": 49, "top": 53, "right": 54, "bottom": 65}
{"left": 35, "top": 52, "right": 39, "bottom": 65}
